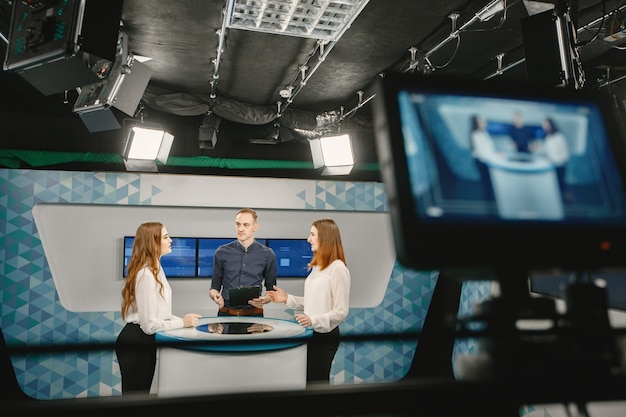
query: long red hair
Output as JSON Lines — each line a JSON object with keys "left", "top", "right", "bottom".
{"left": 308, "top": 218, "right": 346, "bottom": 271}
{"left": 121, "top": 222, "right": 165, "bottom": 319}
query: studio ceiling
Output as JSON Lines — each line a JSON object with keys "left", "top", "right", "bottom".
{"left": 1, "top": 0, "right": 625, "bottom": 181}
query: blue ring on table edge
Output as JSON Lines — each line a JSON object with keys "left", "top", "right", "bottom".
{"left": 156, "top": 318, "right": 313, "bottom": 352}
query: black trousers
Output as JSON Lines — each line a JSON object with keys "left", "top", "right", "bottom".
{"left": 115, "top": 323, "right": 156, "bottom": 395}
{"left": 476, "top": 160, "right": 495, "bottom": 200}
{"left": 307, "top": 327, "right": 340, "bottom": 384}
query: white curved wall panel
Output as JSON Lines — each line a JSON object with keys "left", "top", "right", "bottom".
{"left": 33, "top": 203, "right": 394, "bottom": 314}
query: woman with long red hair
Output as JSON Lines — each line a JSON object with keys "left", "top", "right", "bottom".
{"left": 266, "top": 218, "right": 351, "bottom": 384}
{"left": 115, "top": 222, "right": 200, "bottom": 394}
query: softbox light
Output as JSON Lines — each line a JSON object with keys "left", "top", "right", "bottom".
{"left": 123, "top": 125, "right": 174, "bottom": 172}
{"left": 309, "top": 134, "right": 355, "bottom": 175}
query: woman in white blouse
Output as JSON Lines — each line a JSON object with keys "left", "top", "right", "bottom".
{"left": 541, "top": 117, "right": 570, "bottom": 194}
{"left": 267, "top": 218, "right": 351, "bottom": 384}
{"left": 115, "top": 222, "right": 200, "bottom": 395}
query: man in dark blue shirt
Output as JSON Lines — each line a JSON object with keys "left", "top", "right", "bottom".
{"left": 510, "top": 110, "right": 540, "bottom": 154}
{"left": 210, "top": 208, "right": 277, "bottom": 316}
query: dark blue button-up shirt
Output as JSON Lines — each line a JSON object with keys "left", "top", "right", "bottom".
{"left": 210, "top": 240, "right": 277, "bottom": 307}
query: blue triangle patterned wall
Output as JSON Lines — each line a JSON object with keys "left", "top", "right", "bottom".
{"left": 0, "top": 169, "right": 492, "bottom": 399}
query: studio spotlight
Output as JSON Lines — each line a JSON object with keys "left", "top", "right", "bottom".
{"left": 198, "top": 113, "right": 221, "bottom": 149}
{"left": 249, "top": 121, "right": 281, "bottom": 144}
{"left": 122, "top": 125, "right": 174, "bottom": 172}
{"left": 4, "top": 0, "right": 124, "bottom": 95}
{"left": 309, "top": 133, "right": 355, "bottom": 175}
{"left": 73, "top": 52, "right": 154, "bottom": 132}
{"left": 72, "top": 29, "right": 154, "bottom": 133}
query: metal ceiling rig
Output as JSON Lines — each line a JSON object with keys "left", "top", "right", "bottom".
{"left": 208, "top": 0, "right": 235, "bottom": 112}
{"left": 225, "top": 0, "right": 371, "bottom": 116}
{"left": 483, "top": 3, "right": 626, "bottom": 88}
{"left": 198, "top": 0, "right": 234, "bottom": 150}
{"left": 403, "top": 0, "right": 510, "bottom": 75}
{"left": 221, "top": 0, "right": 372, "bottom": 140}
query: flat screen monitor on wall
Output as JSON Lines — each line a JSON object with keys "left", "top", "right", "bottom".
{"left": 160, "top": 237, "right": 197, "bottom": 277}
{"left": 267, "top": 238, "right": 313, "bottom": 277}
{"left": 197, "top": 238, "right": 232, "bottom": 277}
{"left": 372, "top": 73, "right": 626, "bottom": 272}
{"left": 123, "top": 236, "right": 198, "bottom": 277}
{"left": 123, "top": 237, "right": 312, "bottom": 278}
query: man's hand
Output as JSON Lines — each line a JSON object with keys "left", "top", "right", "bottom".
{"left": 211, "top": 291, "right": 224, "bottom": 308}
{"left": 208, "top": 323, "right": 224, "bottom": 334}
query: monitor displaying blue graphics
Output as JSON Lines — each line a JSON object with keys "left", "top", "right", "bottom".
{"left": 123, "top": 236, "right": 198, "bottom": 277}
{"left": 123, "top": 236, "right": 133, "bottom": 277}
{"left": 123, "top": 237, "right": 310, "bottom": 278}
{"left": 373, "top": 74, "right": 626, "bottom": 271}
{"left": 161, "top": 237, "right": 197, "bottom": 277}
{"left": 198, "top": 238, "right": 232, "bottom": 277}
{"left": 267, "top": 239, "right": 312, "bottom": 277}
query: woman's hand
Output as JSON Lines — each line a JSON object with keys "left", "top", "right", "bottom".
{"left": 295, "top": 313, "right": 311, "bottom": 328}
{"left": 265, "top": 285, "right": 288, "bottom": 303}
{"left": 183, "top": 313, "right": 201, "bottom": 328}
{"left": 249, "top": 295, "right": 270, "bottom": 308}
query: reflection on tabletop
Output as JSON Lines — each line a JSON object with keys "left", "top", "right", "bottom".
{"left": 207, "top": 322, "right": 274, "bottom": 335}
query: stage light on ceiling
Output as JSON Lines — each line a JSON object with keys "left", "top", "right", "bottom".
{"left": 198, "top": 113, "right": 221, "bottom": 149}
{"left": 73, "top": 52, "right": 154, "bottom": 133}
{"left": 3, "top": 0, "right": 124, "bottom": 95}
{"left": 249, "top": 121, "right": 281, "bottom": 145}
{"left": 123, "top": 125, "right": 174, "bottom": 172}
{"left": 309, "top": 133, "right": 354, "bottom": 175}
{"left": 72, "top": 29, "right": 154, "bottom": 133}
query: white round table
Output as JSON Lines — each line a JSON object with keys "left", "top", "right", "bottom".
{"left": 155, "top": 317, "right": 312, "bottom": 397}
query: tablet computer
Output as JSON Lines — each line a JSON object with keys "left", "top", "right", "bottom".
{"left": 229, "top": 286, "right": 261, "bottom": 307}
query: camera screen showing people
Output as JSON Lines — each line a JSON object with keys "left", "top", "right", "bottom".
{"left": 373, "top": 74, "right": 626, "bottom": 271}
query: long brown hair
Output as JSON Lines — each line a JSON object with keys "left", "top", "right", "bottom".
{"left": 308, "top": 218, "right": 346, "bottom": 271}
{"left": 121, "top": 222, "right": 165, "bottom": 319}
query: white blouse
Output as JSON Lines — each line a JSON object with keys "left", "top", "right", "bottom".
{"left": 543, "top": 132, "right": 570, "bottom": 166}
{"left": 471, "top": 130, "right": 497, "bottom": 162}
{"left": 285, "top": 259, "right": 351, "bottom": 333}
{"left": 123, "top": 266, "right": 184, "bottom": 335}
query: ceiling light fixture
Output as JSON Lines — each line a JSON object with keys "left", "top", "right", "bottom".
{"left": 309, "top": 133, "right": 354, "bottom": 176}
{"left": 73, "top": 51, "right": 154, "bottom": 133}
{"left": 199, "top": 113, "right": 221, "bottom": 149}
{"left": 123, "top": 124, "right": 174, "bottom": 172}
{"left": 3, "top": 0, "right": 124, "bottom": 95}
{"left": 228, "top": 0, "right": 371, "bottom": 41}
{"left": 249, "top": 121, "right": 281, "bottom": 145}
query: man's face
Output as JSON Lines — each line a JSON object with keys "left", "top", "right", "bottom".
{"left": 235, "top": 212, "right": 258, "bottom": 243}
